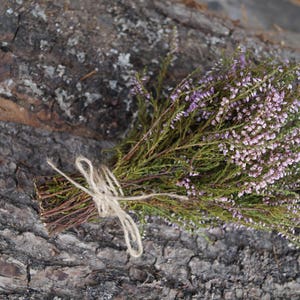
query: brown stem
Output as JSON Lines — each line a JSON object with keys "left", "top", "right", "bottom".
{"left": 40, "top": 193, "right": 91, "bottom": 217}
{"left": 38, "top": 187, "right": 75, "bottom": 200}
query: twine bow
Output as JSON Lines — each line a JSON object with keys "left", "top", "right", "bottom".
{"left": 47, "top": 156, "right": 187, "bottom": 257}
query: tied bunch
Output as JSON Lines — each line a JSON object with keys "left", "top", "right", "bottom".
{"left": 37, "top": 50, "right": 300, "bottom": 247}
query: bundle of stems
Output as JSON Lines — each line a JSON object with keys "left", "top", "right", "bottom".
{"left": 36, "top": 50, "right": 300, "bottom": 245}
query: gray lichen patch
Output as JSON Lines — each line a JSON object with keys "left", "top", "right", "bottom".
{"left": 22, "top": 79, "right": 44, "bottom": 97}
{"left": 0, "top": 79, "right": 13, "bottom": 97}
{"left": 54, "top": 88, "right": 74, "bottom": 118}
{"left": 31, "top": 4, "right": 47, "bottom": 22}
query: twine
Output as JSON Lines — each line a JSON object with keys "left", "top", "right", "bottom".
{"left": 47, "top": 156, "right": 188, "bottom": 258}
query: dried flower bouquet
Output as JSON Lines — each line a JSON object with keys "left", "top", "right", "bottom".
{"left": 36, "top": 50, "right": 300, "bottom": 246}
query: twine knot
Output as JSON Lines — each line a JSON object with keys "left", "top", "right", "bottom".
{"left": 47, "top": 156, "right": 187, "bottom": 257}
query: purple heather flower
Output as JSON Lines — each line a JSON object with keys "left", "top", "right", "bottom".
{"left": 130, "top": 75, "right": 150, "bottom": 99}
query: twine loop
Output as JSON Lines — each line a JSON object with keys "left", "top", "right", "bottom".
{"left": 47, "top": 156, "right": 187, "bottom": 257}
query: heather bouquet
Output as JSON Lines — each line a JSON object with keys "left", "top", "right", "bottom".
{"left": 37, "top": 50, "right": 300, "bottom": 247}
